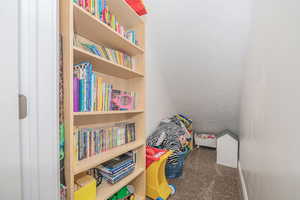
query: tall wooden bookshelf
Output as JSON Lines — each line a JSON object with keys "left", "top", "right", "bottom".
{"left": 60, "top": 1, "right": 146, "bottom": 200}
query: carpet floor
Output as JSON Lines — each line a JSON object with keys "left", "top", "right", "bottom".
{"left": 167, "top": 147, "right": 242, "bottom": 200}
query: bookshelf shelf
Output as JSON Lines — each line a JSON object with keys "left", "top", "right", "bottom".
{"left": 60, "top": 1, "right": 146, "bottom": 199}
{"left": 96, "top": 167, "right": 144, "bottom": 200}
{"left": 73, "top": 109, "right": 144, "bottom": 116}
{"left": 73, "top": 3, "right": 144, "bottom": 56}
{"left": 107, "top": 0, "right": 144, "bottom": 28}
{"left": 74, "top": 141, "right": 144, "bottom": 174}
{"left": 74, "top": 47, "right": 144, "bottom": 79}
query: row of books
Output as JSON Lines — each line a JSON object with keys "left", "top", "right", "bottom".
{"left": 73, "top": 0, "right": 138, "bottom": 45}
{"left": 73, "top": 62, "right": 137, "bottom": 112}
{"left": 74, "top": 35, "right": 135, "bottom": 70}
{"left": 74, "top": 122, "right": 136, "bottom": 161}
{"left": 99, "top": 152, "right": 135, "bottom": 184}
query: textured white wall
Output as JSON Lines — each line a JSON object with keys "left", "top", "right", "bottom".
{"left": 145, "top": 6, "right": 179, "bottom": 135}
{"left": 145, "top": 0, "right": 251, "bottom": 133}
{"left": 145, "top": 47, "right": 178, "bottom": 135}
{"left": 240, "top": 0, "right": 300, "bottom": 199}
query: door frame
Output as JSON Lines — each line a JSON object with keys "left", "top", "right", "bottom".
{"left": 19, "top": 0, "right": 60, "bottom": 200}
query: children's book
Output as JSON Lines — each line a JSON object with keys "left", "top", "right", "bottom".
{"left": 73, "top": 77, "right": 80, "bottom": 112}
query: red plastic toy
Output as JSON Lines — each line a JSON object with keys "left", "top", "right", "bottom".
{"left": 125, "top": 0, "right": 147, "bottom": 16}
{"left": 146, "top": 146, "right": 168, "bottom": 168}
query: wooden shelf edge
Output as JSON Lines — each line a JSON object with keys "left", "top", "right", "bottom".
{"left": 73, "top": 47, "right": 144, "bottom": 78}
{"left": 96, "top": 168, "right": 145, "bottom": 200}
{"left": 73, "top": 3, "right": 144, "bottom": 55}
{"left": 74, "top": 141, "right": 145, "bottom": 174}
{"left": 73, "top": 109, "right": 144, "bottom": 116}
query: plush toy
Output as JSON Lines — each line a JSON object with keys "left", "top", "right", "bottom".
{"left": 178, "top": 135, "right": 187, "bottom": 146}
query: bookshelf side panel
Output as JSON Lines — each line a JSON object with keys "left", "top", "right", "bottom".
{"left": 60, "top": 0, "right": 74, "bottom": 199}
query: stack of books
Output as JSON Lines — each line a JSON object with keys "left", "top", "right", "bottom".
{"left": 74, "top": 122, "right": 136, "bottom": 161}
{"left": 73, "top": 62, "right": 137, "bottom": 112}
{"left": 99, "top": 152, "right": 136, "bottom": 184}
{"left": 74, "top": 35, "right": 135, "bottom": 70}
{"left": 73, "top": 0, "right": 138, "bottom": 45}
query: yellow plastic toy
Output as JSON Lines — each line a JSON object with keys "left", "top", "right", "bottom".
{"left": 146, "top": 149, "right": 173, "bottom": 200}
{"left": 74, "top": 175, "right": 96, "bottom": 200}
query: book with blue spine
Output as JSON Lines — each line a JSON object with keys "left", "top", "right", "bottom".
{"left": 79, "top": 63, "right": 89, "bottom": 111}
{"left": 79, "top": 79, "right": 84, "bottom": 111}
{"left": 91, "top": 73, "right": 94, "bottom": 111}
{"left": 93, "top": 73, "right": 97, "bottom": 111}
{"left": 73, "top": 77, "right": 79, "bottom": 112}
{"left": 83, "top": 68, "right": 86, "bottom": 111}
{"left": 86, "top": 69, "right": 91, "bottom": 111}
{"left": 90, "top": 72, "right": 95, "bottom": 111}
{"left": 98, "top": 0, "right": 102, "bottom": 20}
{"left": 74, "top": 62, "right": 89, "bottom": 112}
{"left": 85, "top": 63, "right": 91, "bottom": 111}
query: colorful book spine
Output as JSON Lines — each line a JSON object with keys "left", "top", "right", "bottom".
{"left": 79, "top": 79, "right": 84, "bottom": 111}
{"left": 85, "top": 69, "right": 89, "bottom": 111}
{"left": 102, "top": 82, "right": 106, "bottom": 111}
{"left": 91, "top": 73, "right": 95, "bottom": 111}
{"left": 102, "top": 0, "right": 107, "bottom": 22}
{"left": 83, "top": 67, "right": 87, "bottom": 111}
{"left": 85, "top": 0, "right": 89, "bottom": 11}
{"left": 73, "top": 77, "right": 80, "bottom": 112}
{"left": 97, "top": 77, "right": 103, "bottom": 111}
{"left": 91, "top": 0, "right": 95, "bottom": 15}
{"left": 106, "top": 84, "right": 109, "bottom": 112}
{"left": 98, "top": 0, "right": 102, "bottom": 19}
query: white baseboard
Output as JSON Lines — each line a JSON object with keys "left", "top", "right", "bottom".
{"left": 238, "top": 161, "right": 249, "bottom": 200}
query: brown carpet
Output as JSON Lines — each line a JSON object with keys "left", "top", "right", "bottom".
{"left": 167, "top": 148, "right": 242, "bottom": 200}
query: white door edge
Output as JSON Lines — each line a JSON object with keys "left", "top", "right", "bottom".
{"left": 19, "top": 0, "right": 60, "bottom": 200}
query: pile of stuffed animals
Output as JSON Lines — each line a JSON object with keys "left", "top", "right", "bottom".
{"left": 146, "top": 114, "right": 193, "bottom": 165}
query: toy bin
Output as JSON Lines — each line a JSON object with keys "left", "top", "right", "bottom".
{"left": 146, "top": 146, "right": 173, "bottom": 200}
{"left": 165, "top": 148, "right": 188, "bottom": 179}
